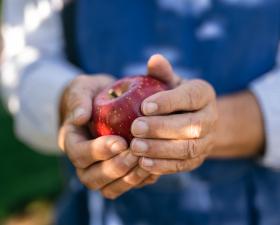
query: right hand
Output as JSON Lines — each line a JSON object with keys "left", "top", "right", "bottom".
{"left": 58, "top": 74, "right": 155, "bottom": 199}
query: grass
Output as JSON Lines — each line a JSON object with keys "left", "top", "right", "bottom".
{"left": 0, "top": 104, "right": 62, "bottom": 220}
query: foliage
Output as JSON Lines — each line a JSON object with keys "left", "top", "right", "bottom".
{"left": 0, "top": 105, "right": 62, "bottom": 219}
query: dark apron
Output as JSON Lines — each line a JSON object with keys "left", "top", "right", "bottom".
{"left": 58, "top": 1, "right": 280, "bottom": 224}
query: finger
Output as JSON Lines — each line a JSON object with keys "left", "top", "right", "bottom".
{"left": 64, "top": 75, "right": 114, "bottom": 125}
{"left": 62, "top": 125, "right": 127, "bottom": 169}
{"left": 141, "top": 79, "right": 216, "bottom": 116}
{"left": 77, "top": 150, "right": 138, "bottom": 190}
{"left": 131, "top": 110, "right": 214, "bottom": 139}
{"left": 147, "top": 54, "right": 181, "bottom": 87}
{"left": 139, "top": 156, "right": 205, "bottom": 175}
{"left": 131, "top": 137, "right": 212, "bottom": 160}
{"left": 136, "top": 175, "right": 160, "bottom": 188}
{"left": 101, "top": 167, "right": 149, "bottom": 199}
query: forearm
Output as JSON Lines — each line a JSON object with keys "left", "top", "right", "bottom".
{"left": 211, "top": 91, "right": 265, "bottom": 158}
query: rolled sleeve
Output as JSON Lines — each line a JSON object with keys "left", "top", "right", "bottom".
{"left": 1, "top": 0, "right": 82, "bottom": 154}
{"left": 16, "top": 59, "right": 79, "bottom": 154}
{"left": 250, "top": 67, "right": 280, "bottom": 169}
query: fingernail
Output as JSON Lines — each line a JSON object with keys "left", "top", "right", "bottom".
{"left": 143, "top": 102, "right": 158, "bottom": 114}
{"left": 132, "top": 140, "right": 148, "bottom": 153}
{"left": 142, "top": 158, "right": 154, "bottom": 167}
{"left": 111, "top": 142, "right": 125, "bottom": 154}
{"left": 132, "top": 120, "right": 149, "bottom": 136}
{"left": 124, "top": 153, "right": 138, "bottom": 167}
{"left": 73, "top": 108, "right": 86, "bottom": 120}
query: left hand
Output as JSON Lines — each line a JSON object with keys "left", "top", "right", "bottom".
{"left": 130, "top": 58, "right": 218, "bottom": 175}
{"left": 58, "top": 74, "right": 157, "bottom": 199}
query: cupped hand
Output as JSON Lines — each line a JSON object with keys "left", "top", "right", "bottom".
{"left": 58, "top": 74, "right": 157, "bottom": 199}
{"left": 131, "top": 56, "right": 218, "bottom": 175}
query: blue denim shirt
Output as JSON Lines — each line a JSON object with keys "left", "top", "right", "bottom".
{"left": 65, "top": 0, "right": 280, "bottom": 224}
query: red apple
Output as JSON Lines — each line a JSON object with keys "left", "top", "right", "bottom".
{"left": 90, "top": 75, "right": 169, "bottom": 142}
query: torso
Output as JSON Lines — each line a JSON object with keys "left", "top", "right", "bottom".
{"left": 62, "top": 1, "right": 280, "bottom": 224}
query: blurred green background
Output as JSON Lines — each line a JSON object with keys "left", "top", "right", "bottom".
{"left": 0, "top": 1, "right": 63, "bottom": 223}
{"left": 0, "top": 103, "right": 62, "bottom": 221}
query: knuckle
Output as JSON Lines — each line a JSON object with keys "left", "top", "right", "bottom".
{"left": 78, "top": 173, "right": 92, "bottom": 189}
{"left": 188, "top": 140, "right": 200, "bottom": 158}
{"left": 193, "top": 79, "right": 208, "bottom": 87}
{"left": 109, "top": 152, "right": 138, "bottom": 178}
{"left": 193, "top": 79, "right": 208, "bottom": 90}
{"left": 123, "top": 170, "right": 145, "bottom": 186}
{"left": 175, "top": 160, "right": 186, "bottom": 173}
{"left": 88, "top": 177, "right": 105, "bottom": 190}
{"left": 193, "top": 116, "right": 203, "bottom": 128}
{"left": 67, "top": 76, "right": 84, "bottom": 92}
{"left": 181, "top": 85, "right": 193, "bottom": 109}
{"left": 191, "top": 156, "right": 205, "bottom": 170}
{"left": 68, "top": 148, "right": 87, "bottom": 169}
{"left": 195, "top": 79, "right": 216, "bottom": 100}
{"left": 184, "top": 116, "right": 202, "bottom": 138}
{"left": 163, "top": 92, "right": 174, "bottom": 112}
{"left": 158, "top": 120, "right": 168, "bottom": 132}
{"left": 90, "top": 177, "right": 106, "bottom": 190}
{"left": 123, "top": 175, "right": 139, "bottom": 186}
{"left": 77, "top": 174, "right": 92, "bottom": 189}
{"left": 72, "top": 156, "right": 87, "bottom": 169}
{"left": 101, "top": 189, "right": 117, "bottom": 200}
{"left": 116, "top": 164, "right": 129, "bottom": 177}
{"left": 67, "top": 90, "right": 83, "bottom": 108}
{"left": 145, "top": 176, "right": 159, "bottom": 185}
{"left": 181, "top": 141, "right": 190, "bottom": 159}
{"left": 190, "top": 86, "right": 202, "bottom": 104}
{"left": 112, "top": 160, "right": 130, "bottom": 178}
{"left": 187, "top": 91, "right": 195, "bottom": 109}
{"left": 204, "top": 82, "right": 216, "bottom": 99}
{"left": 159, "top": 117, "right": 169, "bottom": 132}
{"left": 77, "top": 170, "right": 107, "bottom": 190}
{"left": 75, "top": 75, "right": 89, "bottom": 84}
{"left": 182, "top": 84, "right": 201, "bottom": 109}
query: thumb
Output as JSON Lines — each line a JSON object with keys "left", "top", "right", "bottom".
{"left": 64, "top": 89, "right": 94, "bottom": 126}
{"left": 62, "top": 75, "right": 114, "bottom": 126}
{"left": 147, "top": 54, "right": 181, "bottom": 87}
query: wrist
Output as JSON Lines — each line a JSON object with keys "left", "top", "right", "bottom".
{"left": 210, "top": 91, "right": 265, "bottom": 158}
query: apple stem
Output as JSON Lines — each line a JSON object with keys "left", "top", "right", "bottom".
{"left": 109, "top": 89, "right": 118, "bottom": 98}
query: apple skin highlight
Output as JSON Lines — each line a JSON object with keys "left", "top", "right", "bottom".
{"left": 91, "top": 75, "right": 169, "bottom": 142}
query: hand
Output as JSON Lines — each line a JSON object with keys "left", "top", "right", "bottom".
{"left": 58, "top": 74, "right": 158, "bottom": 199}
{"left": 130, "top": 58, "right": 218, "bottom": 175}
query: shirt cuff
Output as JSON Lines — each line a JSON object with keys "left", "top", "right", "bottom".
{"left": 250, "top": 70, "right": 280, "bottom": 169}
{"left": 16, "top": 59, "right": 81, "bottom": 154}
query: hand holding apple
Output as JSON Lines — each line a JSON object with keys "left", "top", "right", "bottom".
{"left": 57, "top": 55, "right": 177, "bottom": 199}
{"left": 130, "top": 58, "right": 218, "bottom": 175}
{"left": 58, "top": 74, "right": 150, "bottom": 199}
{"left": 91, "top": 75, "right": 169, "bottom": 142}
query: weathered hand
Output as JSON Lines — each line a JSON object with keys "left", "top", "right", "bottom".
{"left": 58, "top": 74, "right": 157, "bottom": 199}
{"left": 131, "top": 57, "right": 218, "bottom": 175}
